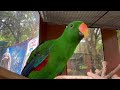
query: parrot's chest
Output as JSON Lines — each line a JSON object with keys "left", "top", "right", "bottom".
{"left": 44, "top": 45, "right": 75, "bottom": 74}
{"left": 31, "top": 43, "right": 77, "bottom": 79}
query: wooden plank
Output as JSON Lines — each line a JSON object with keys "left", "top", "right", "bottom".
{"left": 101, "top": 28, "right": 120, "bottom": 76}
{"left": 55, "top": 75, "right": 92, "bottom": 79}
{"left": 0, "top": 67, "right": 28, "bottom": 79}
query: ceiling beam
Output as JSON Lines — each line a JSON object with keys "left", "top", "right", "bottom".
{"left": 89, "top": 11, "right": 109, "bottom": 27}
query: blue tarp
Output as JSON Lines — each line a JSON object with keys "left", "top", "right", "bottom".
{"left": 0, "top": 37, "right": 39, "bottom": 74}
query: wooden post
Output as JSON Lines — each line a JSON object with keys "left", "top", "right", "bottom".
{"left": 39, "top": 15, "right": 47, "bottom": 43}
{"left": 101, "top": 28, "right": 120, "bottom": 76}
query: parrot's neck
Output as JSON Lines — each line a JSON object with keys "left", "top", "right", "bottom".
{"left": 57, "top": 36, "right": 80, "bottom": 46}
{"left": 55, "top": 35, "right": 82, "bottom": 62}
{"left": 56, "top": 33, "right": 82, "bottom": 47}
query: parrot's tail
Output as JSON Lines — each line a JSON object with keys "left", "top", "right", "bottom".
{"left": 21, "top": 59, "right": 35, "bottom": 77}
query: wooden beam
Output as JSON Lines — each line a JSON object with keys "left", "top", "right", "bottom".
{"left": 101, "top": 28, "right": 120, "bottom": 76}
{"left": 0, "top": 67, "right": 28, "bottom": 79}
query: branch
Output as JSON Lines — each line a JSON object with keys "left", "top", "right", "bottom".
{"left": 87, "top": 72, "right": 106, "bottom": 79}
{"left": 87, "top": 61, "right": 120, "bottom": 79}
{"left": 101, "top": 61, "right": 107, "bottom": 77}
{"left": 111, "top": 75, "right": 120, "bottom": 79}
{"left": 55, "top": 61, "right": 120, "bottom": 79}
{"left": 95, "top": 69, "right": 102, "bottom": 75}
{"left": 95, "top": 28, "right": 101, "bottom": 47}
{"left": 1, "top": 21, "right": 18, "bottom": 42}
{"left": 105, "top": 64, "right": 120, "bottom": 79}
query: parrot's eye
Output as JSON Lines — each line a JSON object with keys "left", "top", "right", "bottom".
{"left": 70, "top": 24, "right": 74, "bottom": 28}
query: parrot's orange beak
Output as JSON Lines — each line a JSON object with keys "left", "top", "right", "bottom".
{"left": 79, "top": 23, "right": 89, "bottom": 38}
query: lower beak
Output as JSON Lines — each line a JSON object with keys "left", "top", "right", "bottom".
{"left": 83, "top": 30, "right": 89, "bottom": 38}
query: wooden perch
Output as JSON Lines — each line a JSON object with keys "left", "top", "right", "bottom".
{"left": 55, "top": 75, "right": 92, "bottom": 79}
{"left": 87, "top": 72, "right": 106, "bottom": 79}
{"left": 101, "top": 61, "right": 107, "bottom": 77}
{"left": 87, "top": 61, "right": 120, "bottom": 79}
{"left": 111, "top": 75, "right": 120, "bottom": 79}
{"left": 55, "top": 61, "right": 120, "bottom": 79}
{"left": 0, "top": 67, "right": 28, "bottom": 79}
{"left": 105, "top": 64, "right": 120, "bottom": 79}
{"left": 95, "top": 69, "right": 102, "bottom": 75}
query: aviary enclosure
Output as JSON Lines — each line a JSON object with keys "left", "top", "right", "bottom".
{"left": 0, "top": 11, "right": 120, "bottom": 79}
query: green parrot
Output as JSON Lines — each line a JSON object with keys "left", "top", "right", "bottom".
{"left": 21, "top": 21, "right": 89, "bottom": 79}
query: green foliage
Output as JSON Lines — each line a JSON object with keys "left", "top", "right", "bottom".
{"left": 117, "top": 30, "right": 120, "bottom": 47}
{"left": 79, "top": 64, "right": 88, "bottom": 69}
{"left": 71, "top": 28, "right": 104, "bottom": 73}
{"left": 0, "top": 35, "right": 6, "bottom": 41}
{"left": 0, "top": 11, "right": 39, "bottom": 47}
{"left": 96, "top": 37, "right": 103, "bottom": 54}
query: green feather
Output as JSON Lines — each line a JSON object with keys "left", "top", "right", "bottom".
{"left": 27, "top": 40, "right": 54, "bottom": 63}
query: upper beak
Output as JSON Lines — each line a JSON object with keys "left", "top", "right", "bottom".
{"left": 79, "top": 23, "right": 89, "bottom": 38}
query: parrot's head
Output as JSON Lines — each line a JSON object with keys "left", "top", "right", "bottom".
{"left": 63, "top": 21, "right": 89, "bottom": 42}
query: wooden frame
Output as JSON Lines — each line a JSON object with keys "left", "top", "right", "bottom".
{"left": 0, "top": 67, "right": 28, "bottom": 79}
{"left": 39, "top": 14, "right": 120, "bottom": 77}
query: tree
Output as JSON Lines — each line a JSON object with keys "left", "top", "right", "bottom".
{"left": 85, "top": 28, "right": 104, "bottom": 70}
{"left": 117, "top": 30, "right": 120, "bottom": 49}
{"left": 0, "top": 11, "right": 39, "bottom": 47}
{"left": 68, "top": 28, "right": 104, "bottom": 75}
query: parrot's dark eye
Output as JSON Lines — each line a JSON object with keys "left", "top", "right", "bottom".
{"left": 70, "top": 24, "right": 74, "bottom": 28}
